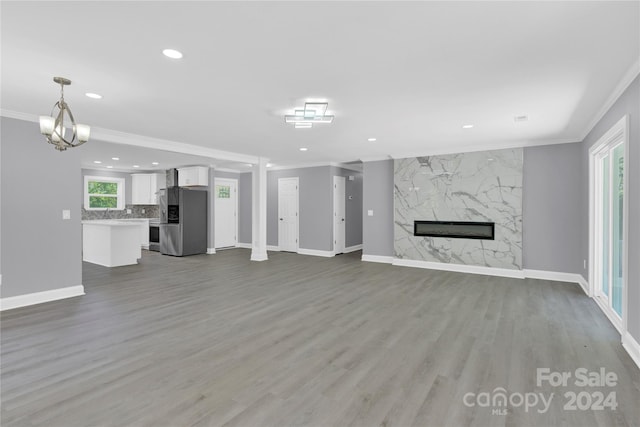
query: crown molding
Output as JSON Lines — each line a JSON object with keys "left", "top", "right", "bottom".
{"left": 387, "top": 137, "right": 580, "bottom": 160}
{"left": 359, "top": 155, "right": 393, "bottom": 163}
{"left": 580, "top": 58, "right": 640, "bottom": 142}
{"left": 90, "top": 127, "right": 260, "bottom": 164}
{"left": 329, "top": 162, "right": 363, "bottom": 173}
{"left": 0, "top": 109, "right": 260, "bottom": 164}
{"left": 1, "top": 109, "right": 39, "bottom": 122}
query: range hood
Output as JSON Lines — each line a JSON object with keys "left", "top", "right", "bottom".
{"left": 166, "top": 168, "right": 178, "bottom": 188}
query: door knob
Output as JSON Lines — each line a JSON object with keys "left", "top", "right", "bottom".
{"left": 342, "top": 218, "right": 345, "bottom": 222}
{"left": 280, "top": 218, "right": 283, "bottom": 221}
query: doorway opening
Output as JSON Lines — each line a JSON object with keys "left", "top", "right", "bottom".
{"left": 333, "top": 176, "right": 346, "bottom": 255}
{"left": 278, "top": 177, "right": 299, "bottom": 252}
{"left": 214, "top": 178, "right": 238, "bottom": 249}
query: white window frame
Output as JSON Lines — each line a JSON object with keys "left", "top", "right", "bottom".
{"left": 84, "top": 175, "right": 125, "bottom": 210}
{"left": 588, "top": 115, "right": 629, "bottom": 336}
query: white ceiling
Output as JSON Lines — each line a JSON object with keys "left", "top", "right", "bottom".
{"left": 1, "top": 1, "right": 639, "bottom": 167}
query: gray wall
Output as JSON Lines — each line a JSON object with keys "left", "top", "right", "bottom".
{"left": 330, "top": 167, "right": 363, "bottom": 248}
{"left": 523, "top": 143, "right": 583, "bottom": 273}
{"left": 581, "top": 75, "right": 639, "bottom": 342}
{"left": 362, "top": 159, "right": 395, "bottom": 257}
{"left": 267, "top": 166, "right": 332, "bottom": 251}
{"left": 238, "top": 172, "right": 252, "bottom": 244}
{"left": 1, "top": 117, "right": 83, "bottom": 298}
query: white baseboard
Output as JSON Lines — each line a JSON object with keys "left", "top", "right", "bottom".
{"left": 207, "top": 248, "right": 216, "bottom": 254}
{"left": 622, "top": 332, "right": 640, "bottom": 371}
{"left": 344, "top": 244, "right": 362, "bottom": 253}
{"left": 393, "top": 258, "right": 525, "bottom": 279}
{"left": 577, "top": 275, "right": 589, "bottom": 296}
{"left": 235, "top": 242, "right": 252, "bottom": 249}
{"left": 267, "top": 245, "right": 281, "bottom": 251}
{"left": 361, "top": 254, "right": 394, "bottom": 264}
{"left": 0, "top": 285, "right": 85, "bottom": 311}
{"left": 297, "top": 248, "right": 335, "bottom": 258}
{"left": 523, "top": 269, "right": 589, "bottom": 294}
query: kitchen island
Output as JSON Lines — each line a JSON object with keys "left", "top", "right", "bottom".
{"left": 82, "top": 221, "right": 142, "bottom": 267}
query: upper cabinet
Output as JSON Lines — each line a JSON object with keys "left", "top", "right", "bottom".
{"left": 178, "top": 166, "right": 209, "bottom": 187}
{"left": 132, "top": 173, "right": 165, "bottom": 204}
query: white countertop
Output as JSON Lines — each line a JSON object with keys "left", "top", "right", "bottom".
{"left": 82, "top": 220, "right": 144, "bottom": 227}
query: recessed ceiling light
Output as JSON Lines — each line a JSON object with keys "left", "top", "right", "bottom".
{"left": 152, "top": 162, "right": 159, "bottom": 165}
{"left": 246, "top": 163, "right": 253, "bottom": 167}
{"left": 162, "top": 49, "right": 183, "bottom": 59}
{"left": 299, "top": 147, "right": 308, "bottom": 151}
{"left": 112, "top": 157, "right": 119, "bottom": 161}
{"left": 462, "top": 124, "right": 474, "bottom": 129}
{"left": 93, "top": 160, "right": 102, "bottom": 164}
{"left": 106, "top": 165, "right": 113, "bottom": 169}
{"left": 133, "top": 165, "right": 140, "bottom": 168}
{"left": 266, "top": 163, "right": 273, "bottom": 168}
{"left": 367, "top": 138, "right": 377, "bottom": 142}
{"left": 85, "top": 93, "right": 102, "bottom": 99}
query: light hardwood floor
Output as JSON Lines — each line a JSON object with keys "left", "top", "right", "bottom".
{"left": 2, "top": 249, "right": 639, "bottom": 426}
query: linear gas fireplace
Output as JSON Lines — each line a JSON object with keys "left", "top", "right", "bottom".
{"left": 414, "top": 220, "right": 495, "bottom": 240}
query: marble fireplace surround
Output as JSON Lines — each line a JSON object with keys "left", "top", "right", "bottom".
{"left": 394, "top": 148, "right": 523, "bottom": 271}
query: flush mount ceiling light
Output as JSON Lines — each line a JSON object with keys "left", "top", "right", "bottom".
{"left": 85, "top": 93, "right": 102, "bottom": 99}
{"left": 162, "top": 49, "right": 183, "bottom": 59}
{"left": 367, "top": 138, "right": 377, "bottom": 142}
{"left": 39, "top": 77, "right": 90, "bottom": 151}
{"left": 462, "top": 124, "right": 474, "bottom": 129}
{"left": 285, "top": 102, "right": 334, "bottom": 129}
{"left": 152, "top": 162, "right": 159, "bottom": 165}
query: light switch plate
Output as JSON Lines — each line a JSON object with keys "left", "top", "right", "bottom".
{"left": 62, "top": 209, "right": 71, "bottom": 220}
{"left": 142, "top": 209, "right": 145, "bottom": 214}
{"left": 367, "top": 210, "right": 374, "bottom": 216}
{"left": 127, "top": 209, "right": 132, "bottom": 214}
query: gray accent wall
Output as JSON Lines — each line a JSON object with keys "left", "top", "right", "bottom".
{"left": 362, "top": 160, "right": 395, "bottom": 257}
{"left": 523, "top": 143, "right": 583, "bottom": 273}
{"left": 1, "top": 117, "right": 83, "bottom": 298}
{"left": 238, "top": 172, "right": 252, "bottom": 244}
{"left": 581, "top": 75, "right": 639, "bottom": 342}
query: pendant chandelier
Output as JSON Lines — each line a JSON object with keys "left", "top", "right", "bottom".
{"left": 39, "top": 77, "right": 90, "bottom": 151}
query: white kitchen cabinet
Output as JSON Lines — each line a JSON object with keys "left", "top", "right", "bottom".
{"left": 132, "top": 173, "right": 165, "bottom": 204}
{"left": 178, "top": 166, "right": 208, "bottom": 187}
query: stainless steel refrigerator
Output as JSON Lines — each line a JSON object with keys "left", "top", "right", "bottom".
{"left": 159, "top": 187, "right": 207, "bottom": 256}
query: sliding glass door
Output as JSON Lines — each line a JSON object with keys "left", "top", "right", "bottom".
{"left": 594, "top": 140, "right": 625, "bottom": 320}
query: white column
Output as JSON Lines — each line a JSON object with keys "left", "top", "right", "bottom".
{"left": 251, "top": 157, "right": 268, "bottom": 261}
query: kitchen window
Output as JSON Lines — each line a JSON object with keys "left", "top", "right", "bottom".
{"left": 84, "top": 176, "right": 125, "bottom": 210}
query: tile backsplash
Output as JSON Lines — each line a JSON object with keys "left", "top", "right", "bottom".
{"left": 82, "top": 204, "right": 160, "bottom": 220}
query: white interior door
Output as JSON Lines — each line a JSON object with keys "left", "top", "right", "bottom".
{"left": 333, "top": 176, "right": 346, "bottom": 254}
{"left": 214, "top": 178, "right": 237, "bottom": 249}
{"left": 278, "top": 177, "right": 299, "bottom": 252}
